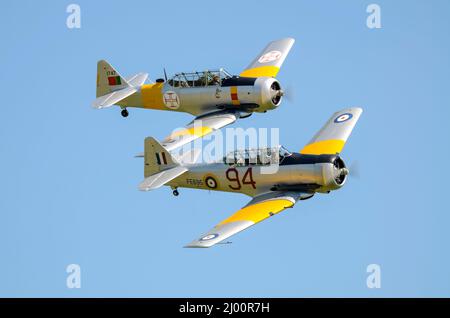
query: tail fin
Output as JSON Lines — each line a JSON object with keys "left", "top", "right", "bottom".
{"left": 300, "top": 107, "right": 363, "bottom": 155}
{"left": 144, "top": 137, "right": 179, "bottom": 177}
{"left": 139, "top": 137, "right": 188, "bottom": 191}
{"left": 96, "top": 60, "right": 129, "bottom": 97}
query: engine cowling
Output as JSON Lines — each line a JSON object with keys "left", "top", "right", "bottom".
{"left": 319, "top": 157, "right": 349, "bottom": 191}
{"left": 253, "top": 77, "right": 283, "bottom": 112}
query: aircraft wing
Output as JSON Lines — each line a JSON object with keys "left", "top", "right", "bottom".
{"left": 240, "top": 38, "right": 295, "bottom": 78}
{"left": 300, "top": 107, "right": 363, "bottom": 155}
{"left": 161, "top": 111, "right": 239, "bottom": 152}
{"left": 185, "top": 191, "right": 309, "bottom": 248}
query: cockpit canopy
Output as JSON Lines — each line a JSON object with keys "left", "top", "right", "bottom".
{"left": 223, "top": 145, "right": 292, "bottom": 166}
{"left": 167, "top": 69, "right": 232, "bottom": 88}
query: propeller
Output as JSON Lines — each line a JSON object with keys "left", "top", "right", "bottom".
{"left": 283, "top": 83, "right": 296, "bottom": 103}
{"left": 270, "top": 81, "right": 283, "bottom": 105}
{"left": 348, "top": 161, "right": 361, "bottom": 179}
{"left": 333, "top": 158, "right": 360, "bottom": 184}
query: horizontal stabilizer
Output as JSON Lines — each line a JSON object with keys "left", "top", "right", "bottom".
{"left": 92, "top": 86, "right": 137, "bottom": 109}
{"left": 126, "top": 73, "right": 149, "bottom": 87}
{"left": 139, "top": 166, "right": 188, "bottom": 191}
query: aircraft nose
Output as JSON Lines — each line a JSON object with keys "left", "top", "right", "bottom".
{"left": 270, "top": 88, "right": 283, "bottom": 98}
{"left": 269, "top": 80, "right": 283, "bottom": 105}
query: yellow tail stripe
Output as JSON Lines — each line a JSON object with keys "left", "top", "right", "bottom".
{"left": 300, "top": 139, "right": 345, "bottom": 155}
{"left": 240, "top": 65, "right": 280, "bottom": 78}
{"left": 219, "top": 199, "right": 294, "bottom": 225}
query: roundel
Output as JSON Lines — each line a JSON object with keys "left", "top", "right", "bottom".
{"left": 200, "top": 233, "right": 219, "bottom": 241}
{"left": 334, "top": 113, "right": 353, "bottom": 123}
{"left": 163, "top": 91, "right": 180, "bottom": 109}
{"left": 204, "top": 176, "right": 218, "bottom": 189}
{"left": 258, "top": 50, "right": 282, "bottom": 64}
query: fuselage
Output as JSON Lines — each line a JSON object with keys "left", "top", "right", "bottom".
{"left": 166, "top": 153, "right": 348, "bottom": 197}
{"left": 118, "top": 73, "right": 283, "bottom": 116}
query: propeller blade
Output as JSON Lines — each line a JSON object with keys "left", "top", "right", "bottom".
{"left": 283, "top": 83, "right": 295, "bottom": 103}
{"left": 349, "top": 161, "right": 360, "bottom": 179}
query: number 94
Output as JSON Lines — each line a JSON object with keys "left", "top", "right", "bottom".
{"left": 225, "top": 168, "right": 256, "bottom": 190}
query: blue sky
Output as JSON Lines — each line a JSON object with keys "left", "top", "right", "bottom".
{"left": 1, "top": 0, "right": 450, "bottom": 297}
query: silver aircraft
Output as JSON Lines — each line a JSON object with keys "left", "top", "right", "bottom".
{"left": 92, "top": 38, "right": 295, "bottom": 151}
{"left": 138, "top": 107, "right": 363, "bottom": 248}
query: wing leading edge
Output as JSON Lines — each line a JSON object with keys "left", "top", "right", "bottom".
{"left": 185, "top": 191, "right": 308, "bottom": 248}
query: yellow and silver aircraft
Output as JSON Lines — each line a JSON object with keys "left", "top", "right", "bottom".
{"left": 138, "top": 107, "right": 363, "bottom": 247}
{"left": 92, "top": 38, "right": 295, "bottom": 151}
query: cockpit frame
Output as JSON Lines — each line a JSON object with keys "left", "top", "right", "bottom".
{"left": 223, "top": 145, "right": 292, "bottom": 167}
{"left": 167, "top": 69, "right": 232, "bottom": 88}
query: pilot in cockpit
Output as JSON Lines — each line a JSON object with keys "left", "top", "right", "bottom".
{"left": 210, "top": 75, "right": 220, "bottom": 86}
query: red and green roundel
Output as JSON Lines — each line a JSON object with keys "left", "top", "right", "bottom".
{"left": 108, "top": 76, "right": 122, "bottom": 86}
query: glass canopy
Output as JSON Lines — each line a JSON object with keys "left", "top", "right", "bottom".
{"left": 223, "top": 145, "right": 292, "bottom": 166}
{"left": 167, "top": 69, "right": 232, "bottom": 88}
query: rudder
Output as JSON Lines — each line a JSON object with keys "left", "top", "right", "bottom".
{"left": 96, "top": 60, "right": 129, "bottom": 97}
{"left": 144, "top": 137, "right": 178, "bottom": 177}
